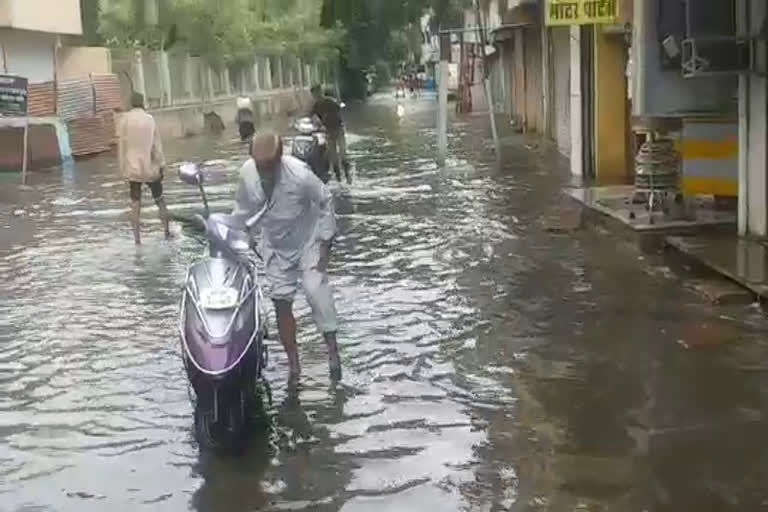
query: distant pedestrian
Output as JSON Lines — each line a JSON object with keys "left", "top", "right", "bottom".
{"left": 395, "top": 76, "right": 406, "bottom": 98}
{"left": 119, "top": 92, "right": 170, "bottom": 245}
{"left": 310, "top": 84, "right": 351, "bottom": 184}
{"left": 417, "top": 70, "right": 427, "bottom": 93}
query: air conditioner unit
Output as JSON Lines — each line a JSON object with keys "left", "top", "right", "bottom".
{"left": 681, "top": 37, "right": 750, "bottom": 77}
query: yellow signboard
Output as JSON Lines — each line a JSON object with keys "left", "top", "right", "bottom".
{"left": 546, "top": 0, "right": 620, "bottom": 26}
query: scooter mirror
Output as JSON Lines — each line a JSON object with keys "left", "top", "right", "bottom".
{"left": 179, "top": 163, "right": 203, "bottom": 186}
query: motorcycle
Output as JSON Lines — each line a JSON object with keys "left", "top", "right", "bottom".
{"left": 177, "top": 163, "right": 269, "bottom": 452}
{"left": 287, "top": 117, "right": 331, "bottom": 184}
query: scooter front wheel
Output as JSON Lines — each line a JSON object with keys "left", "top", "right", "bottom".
{"left": 194, "top": 404, "right": 245, "bottom": 453}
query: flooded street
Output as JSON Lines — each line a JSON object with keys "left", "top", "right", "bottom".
{"left": 5, "top": 94, "right": 768, "bottom": 511}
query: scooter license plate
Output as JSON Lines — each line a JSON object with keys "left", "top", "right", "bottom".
{"left": 200, "top": 287, "right": 239, "bottom": 310}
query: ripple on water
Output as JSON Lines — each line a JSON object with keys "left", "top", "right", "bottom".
{"left": 8, "top": 98, "right": 762, "bottom": 511}
{"left": 0, "top": 113, "right": 504, "bottom": 511}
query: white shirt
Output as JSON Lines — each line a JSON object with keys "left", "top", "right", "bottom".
{"left": 231, "top": 155, "right": 336, "bottom": 270}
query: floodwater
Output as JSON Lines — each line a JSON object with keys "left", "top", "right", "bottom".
{"left": 4, "top": 94, "right": 768, "bottom": 511}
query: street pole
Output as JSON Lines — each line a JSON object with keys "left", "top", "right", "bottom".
{"left": 437, "top": 33, "right": 450, "bottom": 166}
{"left": 21, "top": 115, "right": 29, "bottom": 185}
{"left": 474, "top": 0, "right": 500, "bottom": 158}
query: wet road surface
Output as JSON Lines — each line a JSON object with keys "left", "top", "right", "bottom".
{"left": 4, "top": 94, "right": 768, "bottom": 511}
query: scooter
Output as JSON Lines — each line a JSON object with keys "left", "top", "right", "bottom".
{"left": 178, "top": 163, "right": 269, "bottom": 452}
{"left": 288, "top": 117, "right": 331, "bottom": 184}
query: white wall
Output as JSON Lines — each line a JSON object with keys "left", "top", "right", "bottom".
{"left": 57, "top": 46, "right": 112, "bottom": 81}
{"left": 0, "top": 29, "right": 55, "bottom": 83}
{"left": 0, "top": 2, "right": 11, "bottom": 26}
{"left": 2, "top": 0, "right": 82, "bottom": 35}
{"left": 570, "top": 25, "right": 583, "bottom": 177}
{"left": 487, "top": 0, "right": 502, "bottom": 30}
{"left": 464, "top": 9, "right": 479, "bottom": 44}
{"left": 739, "top": 0, "right": 768, "bottom": 237}
{"left": 746, "top": 75, "right": 767, "bottom": 236}
{"left": 552, "top": 27, "right": 571, "bottom": 157}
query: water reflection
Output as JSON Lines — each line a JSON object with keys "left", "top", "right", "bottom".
{"left": 191, "top": 435, "right": 273, "bottom": 512}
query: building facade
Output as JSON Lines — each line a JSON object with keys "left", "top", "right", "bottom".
{"left": 477, "top": 0, "right": 767, "bottom": 240}
{"left": 0, "top": 0, "right": 84, "bottom": 171}
{"left": 484, "top": 0, "right": 632, "bottom": 181}
{"left": 0, "top": 0, "right": 82, "bottom": 82}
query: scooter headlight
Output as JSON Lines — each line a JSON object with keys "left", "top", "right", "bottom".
{"left": 293, "top": 137, "right": 315, "bottom": 158}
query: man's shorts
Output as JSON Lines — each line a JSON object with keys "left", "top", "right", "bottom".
{"left": 263, "top": 240, "right": 338, "bottom": 333}
{"left": 264, "top": 241, "right": 323, "bottom": 302}
{"left": 129, "top": 178, "right": 163, "bottom": 202}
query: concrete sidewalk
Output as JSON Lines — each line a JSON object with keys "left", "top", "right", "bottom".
{"left": 566, "top": 186, "right": 736, "bottom": 234}
{"left": 667, "top": 235, "right": 768, "bottom": 301}
{"left": 565, "top": 185, "right": 761, "bottom": 304}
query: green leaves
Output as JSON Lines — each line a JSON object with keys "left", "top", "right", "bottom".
{"left": 92, "top": 0, "right": 340, "bottom": 66}
{"left": 320, "top": 0, "right": 469, "bottom": 71}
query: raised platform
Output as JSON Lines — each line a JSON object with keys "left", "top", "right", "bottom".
{"left": 566, "top": 186, "right": 736, "bottom": 234}
{"left": 667, "top": 235, "right": 768, "bottom": 300}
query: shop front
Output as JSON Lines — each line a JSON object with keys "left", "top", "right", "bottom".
{"left": 545, "top": 0, "right": 630, "bottom": 183}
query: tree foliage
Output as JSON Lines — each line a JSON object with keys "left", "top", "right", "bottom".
{"left": 83, "top": 0, "right": 472, "bottom": 94}
{"left": 320, "top": 0, "right": 471, "bottom": 97}
{"left": 321, "top": 0, "right": 426, "bottom": 69}
{"left": 87, "top": 0, "right": 341, "bottom": 67}
{"left": 431, "top": 0, "right": 472, "bottom": 31}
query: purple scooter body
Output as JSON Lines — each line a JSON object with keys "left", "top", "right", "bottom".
{"left": 178, "top": 164, "right": 269, "bottom": 451}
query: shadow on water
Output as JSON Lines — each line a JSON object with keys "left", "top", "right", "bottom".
{"left": 191, "top": 429, "right": 274, "bottom": 512}
{"left": 191, "top": 381, "right": 352, "bottom": 512}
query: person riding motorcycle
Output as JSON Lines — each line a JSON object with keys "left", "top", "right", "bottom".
{"left": 310, "top": 85, "right": 351, "bottom": 185}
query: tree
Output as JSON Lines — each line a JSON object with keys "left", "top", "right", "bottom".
{"left": 80, "top": 0, "right": 104, "bottom": 45}
{"left": 319, "top": 0, "right": 472, "bottom": 98}
{"left": 92, "top": 0, "right": 339, "bottom": 68}
{"left": 171, "top": 0, "right": 254, "bottom": 66}
{"left": 94, "top": 0, "right": 175, "bottom": 49}
{"left": 320, "top": 0, "right": 427, "bottom": 98}
{"left": 247, "top": 0, "right": 343, "bottom": 62}
{"left": 430, "top": 0, "right": 470, "bottom": 31}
